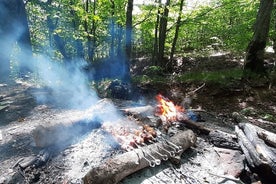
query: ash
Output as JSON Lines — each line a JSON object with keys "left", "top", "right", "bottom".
{"left": 0, "top": 83, "right": 245, "bottom": 184}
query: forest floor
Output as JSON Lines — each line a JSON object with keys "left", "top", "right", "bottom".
{"left": 0, "top": 52, "right": 275, "bottom": 183}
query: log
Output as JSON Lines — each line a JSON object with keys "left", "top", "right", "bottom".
{"left": 235, "top": 124, "right": 276, "bottom": 182}
{"left": 83, "top": 129, "right": 196, "bottom": 184}
{"left": 32, "top": 119, "right": 102, "bottom": 147}
{"left": 233, "top": 113, "right": 276, "bottom": 148}
{"left": 208, "top": 130, "right": 240, "bottom": 150}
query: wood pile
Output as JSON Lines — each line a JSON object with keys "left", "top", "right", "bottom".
{"left": 233, "top": 113, "right": 276, "bottom": 182}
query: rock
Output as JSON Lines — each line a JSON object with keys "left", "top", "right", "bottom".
{"left": 214, "top": 147, "right": 246, "bottom": 177}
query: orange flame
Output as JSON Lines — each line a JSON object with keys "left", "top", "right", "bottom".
{"left": 155, "top": 94, "right": 184, "bottom": 122}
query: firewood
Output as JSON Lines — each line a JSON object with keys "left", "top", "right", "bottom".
{"left": 208, "top": 130, "right": 240, "bottom": 150}
{"left": 233, "top": 112, "right": 276, "bottom": 148}
{"left": 235, "top": 124, "right": 276, "bottom": 182}
{"left": 83, "top": 129, "right": 196, "bottom": 184}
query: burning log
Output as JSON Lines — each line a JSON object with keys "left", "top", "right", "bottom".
{"left": 83, "top": 129, "right": 196, "bottom": 184}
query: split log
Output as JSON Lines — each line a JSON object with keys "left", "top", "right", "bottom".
{"left": 235, "top": 123, "right": 276, "bottom": 182}
{"left": 234, "top": 114, "right": 276, "bottom": 147}
{"left": 83, "top": 129, "right": 196, "bottom": 184}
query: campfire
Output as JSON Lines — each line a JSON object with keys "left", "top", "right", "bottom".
{"left": 155, "top": 94, "right": 186, "bottom": 122}
{"left": 3, "top": 93, "right": 276, "bottom": 184}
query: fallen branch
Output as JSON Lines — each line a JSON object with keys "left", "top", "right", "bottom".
{"left": 83, "top": 129, "right": 196, "bottom": 184}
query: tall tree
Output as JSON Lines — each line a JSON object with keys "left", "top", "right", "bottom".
{"left": 0, "top": 0, "right": 32, "bottom": 82}
{"left": 158, "top": 0, "right": 170, "bottom": 66}
{"left": 124, "top": 0, "right": 133, "bottom": 80}
{"left": 244, "top": 0, "right": 274, "bottom": 75}
{"left": 125, "top": 0, "right": 133, "bottom": 60}
{"left": 152, "top": 0, "right": 161, "bottom": 65}
{"left": 170, "top": 0, "right": 185, "bottom": 63}
{"left": 110, "top": 0, "right": 116, "bottom": 58}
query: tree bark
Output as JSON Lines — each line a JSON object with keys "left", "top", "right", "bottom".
{"left": 158, "top": 0, "right": 170, "bottom": 66}
{"left": 125, "top": 0, "right": 133, "bottom": 59}
{"left": 244, "top": 0, "right": 274, "bottom": 74}
{"left": 84, "top": 0, "right": 91, "bottom": 61}
{"left": 169, "top": 0, "right": 184, "bottom": 64}
{"left": 152, "top": 0, "right": 161, "bottom": 65}
{"left": 110, "top": 0, "right": 115, "bottom": 58}
{"left": 124, "top": 0, "right": 133, "bottom": 81}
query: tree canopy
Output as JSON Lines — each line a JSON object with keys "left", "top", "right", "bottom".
{"left": 0, "top": 0, "right": 275, "bottom": 81}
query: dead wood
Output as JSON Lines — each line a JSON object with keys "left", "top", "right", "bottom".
{"left": 235, "top": 123, "right": 276, "bottom": 181}
{"left": 32, "top": 120, "right": 101, "bottom": 147}
{"left": 208, "top": 130, "right": 240, "bottom": 150}
{"left": 83, "top": 129, "right": 196, "bottom": 184}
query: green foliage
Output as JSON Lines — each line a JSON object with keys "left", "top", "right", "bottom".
{"left": 25, "top": 0, "right": 270, "bottom": 67}
{"left": 144, "top": 66, "right": 164, "bottom": 76}
{"left": 92, "top": 79, "right": 113, "bottom": 98}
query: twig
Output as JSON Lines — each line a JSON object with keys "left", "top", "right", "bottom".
{"left": 188, "top": 83, "right": 206, "bottom": 95}
{"left": 208, "top": 172, "right": 245, "bottom": 184}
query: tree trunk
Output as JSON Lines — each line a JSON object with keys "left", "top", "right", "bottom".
{"left": 46, "top": 15, "right": 70, "bottom": 61}
{"left": 125, "top": 0, "right": 133, "bottom": 59}
{"left": 91, "top": 0, "right": 97, "bottom": 62}
{"left": 158, "top": 0, "right": 170, "bottom": 66}
{"left": 124, "top": 0, "right": 133, "bottom": 81}
{"left": 169, "top": 0, "right": 184, "bottom": 66}
{"left": 152, "top": 0, "right": 161, "bottom": 65}
{"left": 110, "top": 0, "right": 115, "bottom": 58}
{"left": 0, "top": 0, "right": 32, "bottom": 82}
{"left": 272, "top": 6, "right": 276, "bottom": 53}
{"left": 244, "top": 0, "right": 274, "bottom": 75}
{"left": 84, "top": 0, "right": 92, "bottom": 61}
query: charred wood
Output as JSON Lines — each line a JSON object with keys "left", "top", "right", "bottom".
{"left": 208, "top": 130, "right": 240, "bottom": 150}
{"left": 83, "top": 129, "right": 196, "bottom": 184}
{"left": 235, "top": 123, "right": 276, "bottom": 182}
{"left": 233, "top": 112, "right": 276, "bottom": 149}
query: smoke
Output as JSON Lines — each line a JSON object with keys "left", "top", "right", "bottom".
{"left": 32, "top": 55, "right": 99, "bottom": 109}
{"left": 0, "top": 1, "right": 131, "bottom": 109}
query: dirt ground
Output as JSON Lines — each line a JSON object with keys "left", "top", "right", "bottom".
{"left": 0, "top": 54, "right": 275, "bottom": 183}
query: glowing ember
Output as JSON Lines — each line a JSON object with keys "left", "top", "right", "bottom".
{"left": 155, "top": 94, "right": 185, "bottom": 122}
